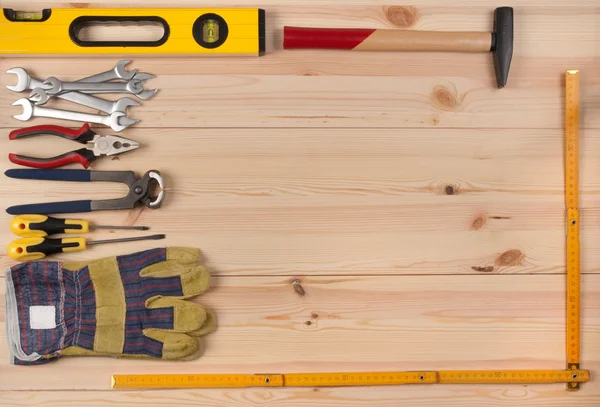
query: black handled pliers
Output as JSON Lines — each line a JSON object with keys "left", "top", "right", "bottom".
{"left": 5, "top": 169, "right": 165, "bottom": 215}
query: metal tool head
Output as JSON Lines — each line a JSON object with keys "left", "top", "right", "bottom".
{"left": 28, "top": 87, "right": 51, "bottom": 105}
{"left": 6, "top": 68, "right": 31, "bottom": 92}
{"left": 136, "top": 89, "right": 159, "bottom": 100}
{"left": 117, "top": 116, "right": 139, "bottom": 128}
{"left": 145, "top": 171, "right": 165, "bottom": 208}
{"left": 126, "top": 79, "right": 145, "bottom": 94}
{"left": 114, "top": 60, "right": 137, "bottom": 80}
{"left": 491, "top": 7, "right": 514, "bottom": 89}
{"left": 132, "top": 73, "right": 154, "bottom": 81}
{"left": 41, "top": 77, "right": 62, "bottom": 95}
{"left": 12, "top": 98, "right": 34, "bottom": 121}
{"left": 113, "top": 97, "right": 140, "bottom": 113}
{"left": 92, "top": 135, "right": 140, "bottom": 156}
{"left": 108, "top": 111, "right": 130, "bottom": 132}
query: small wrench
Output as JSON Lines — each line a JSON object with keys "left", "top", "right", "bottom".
{"left": 76, "top": 60, "right": 136, "bottom": 82}
{"left": 12, "top": 98, "right": 132, "bottom": 132}
{"left": 42, "top": 77, "right": 145, "bottom": 95}
{"left": 30, "top": 76, "right": 158, "bottom": 103}
{"left": 6, "top": 68, "right": 140, "bottom": 115}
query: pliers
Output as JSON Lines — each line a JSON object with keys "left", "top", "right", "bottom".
{"left": 8, "top": 123, "right": 139, "bottom": 169}
{"left": 5, "top": 169, "right": 164, "bottom": 215}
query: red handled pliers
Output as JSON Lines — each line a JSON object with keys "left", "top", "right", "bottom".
{"left": 9, "top": 123, "right": 139, "bottom": 169}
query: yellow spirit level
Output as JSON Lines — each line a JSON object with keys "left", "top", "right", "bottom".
{"left": 0, "top": 8, "right": 265, "bottom": 56}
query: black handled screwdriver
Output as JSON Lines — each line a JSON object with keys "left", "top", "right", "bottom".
{"left": 8, "top": 234, "right": 166, "bottom": 262}
{"left": 11, "top": 214, "right": 149, "bottom": 237}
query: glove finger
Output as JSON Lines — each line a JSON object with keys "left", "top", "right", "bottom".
{"left": 188, "top": 309, "right": 217, "bottom": 338}
{"left": 145, "top": 296, "right": 210, "bottom": 333}
{"left": 117, "top": 248, "right": 169, "bottom": 274}
{"left": 139, "top": 264, "right": 210, "bottom": 298}
{"left": 143, "top": 330, "right": 198, "bottom": 360}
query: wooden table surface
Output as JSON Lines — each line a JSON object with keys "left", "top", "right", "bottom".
{"left": 1, "top": 1, "right": 599, "bottom": 406}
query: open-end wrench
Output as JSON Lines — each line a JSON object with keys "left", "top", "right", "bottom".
{"left": 12, "top": 99, "right": 134, "bottom": 132}
{"left": 76, "top": 60, "right": 136, "bottom": 83}
{"left": 7, "top": 68, "right": 140, "bottom": 115}
{"left": 6, "top": 61, "right": 136, "bottom": 92}
{"left": 41, "top": 77, "right": 144, "bottom": 95}
{"left": 29, "top": 90, "right": 139, "bottom": 114}
{"left": 8, "top": 68, "right": 157, "bottom": 103}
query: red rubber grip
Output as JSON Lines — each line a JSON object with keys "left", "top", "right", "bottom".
{"left": 9, "top": 123, "right": 91, "bottom": 140}
{"left": 283, "top": 26, "right": 376, "bottom": 50}
{"left": 9, "top": 152, "right": 92, "bottom": 169}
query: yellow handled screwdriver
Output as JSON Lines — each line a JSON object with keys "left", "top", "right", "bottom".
{"left": 10, "top": 214, "right": 149, "bottom": 238}
{"left": 8, "top": 234, "right": 165, "bottom": 262}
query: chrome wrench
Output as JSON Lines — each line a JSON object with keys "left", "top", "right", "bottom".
{"left": 42, "top": 77, "right": 145, "bottom": 95}
{"left": 12, "top": 98, "right": 132, "bottom": 132}
{"left": 76, "top": 60, "right": 136, "bottom": 82}
{"left": 30, "top": 75, "right": 157, "bottom": 103}
{"left": 6, "top": 68, "right": 140, "bottom": 115}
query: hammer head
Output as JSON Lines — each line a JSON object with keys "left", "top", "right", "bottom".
{"left": 491, "top": 7, "right": 514, "bottom": 88}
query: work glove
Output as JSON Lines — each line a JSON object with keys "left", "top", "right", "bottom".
{"left": 5, "top": 247, "right": 215, "bottom": 365}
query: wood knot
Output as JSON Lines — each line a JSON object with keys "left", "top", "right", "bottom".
{"left": 311, "top": 313, "right": 319, "bottom": 319}
{"left": 495, "top": 250, "right": 525, "bottom": 266}
{"left": 292, "top": 279, "right": 305, "bottom": 296}
{"left": 471, "top": 214, "right": 487, "bottom": 231}
{"left": 444, "top": 185, "right": 457, "bottom": 195}
{"left": 385, "top": 6, "right": 419, "bottom": 28}
{"left": 472, "top": 266, "right": 494, "bottom": 272}
{"left": 432, "top": 85, "right": 460, "bottom": 111}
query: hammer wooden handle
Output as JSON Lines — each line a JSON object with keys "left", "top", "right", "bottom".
{"left": 284, "top": 27, "right": 492, "bottom": 52}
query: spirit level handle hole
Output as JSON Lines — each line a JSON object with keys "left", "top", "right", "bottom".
{"left": 69, "top": 16, "right": 170, "bottom": 47}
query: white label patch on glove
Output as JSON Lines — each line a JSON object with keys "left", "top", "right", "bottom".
{"left": 29, "top": 306, "right": 57, "bottom": 330}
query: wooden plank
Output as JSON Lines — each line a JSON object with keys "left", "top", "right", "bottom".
{"left": 1, "top": 128, "right": 599, "bottom": 274}
{"left": 0, "top": 275, "right": 599, "bottom": 391}
{"left": 4, "top": 68, "right": 600, "bottom": 129}
{"left": 2, "top": 385, "right": 600, "bottom": 407}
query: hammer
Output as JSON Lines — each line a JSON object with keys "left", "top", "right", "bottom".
{"left": 284, "top": 7, "right": 513, "bottom": 88}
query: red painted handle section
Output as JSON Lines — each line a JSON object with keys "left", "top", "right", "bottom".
{"left": 8, "top": 152, "right": 92, "bottom": 169}
{"left": 9, "top": 123, "right": 91, "bottom": 140}
{"left": 283, "top": 26, "right": 376, "bottom": 50}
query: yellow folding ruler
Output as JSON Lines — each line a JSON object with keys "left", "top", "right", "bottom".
{"left": 112, "top": 71, "right": 589, "bottom": 390}
{"left": 565, "top": 69, "right": 582, "bottom": 390}
{"left": 0, "top": 8, "right": 265, "bottom": 55}
{"left": 112, "top": 370, "right": 590, "bottom": 389}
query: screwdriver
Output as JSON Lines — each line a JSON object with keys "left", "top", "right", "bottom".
{"left": 8, "top": 234, "right": 166, "bottom": 262}
{"left": 10, "top": 214, "right": 149, "bottom": 238}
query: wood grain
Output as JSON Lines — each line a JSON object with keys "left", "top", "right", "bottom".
{"left": 1, "top": 0, "right": 599, "bottom": 405}
{"left": 2, "top": 386, "right": 600, "bottom": 407}
{"left": 0, "top": 128, "right": 599, "bottom": 275}
{"left": 1, "top": 275, "right": 599, "bottom": 391}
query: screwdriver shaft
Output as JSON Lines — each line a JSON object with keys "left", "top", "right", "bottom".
{"left": 88, "top": 234, "right": 165, "bottom": 246}
{"left": 90, "top": 225, "right": 150, "bottom": 231}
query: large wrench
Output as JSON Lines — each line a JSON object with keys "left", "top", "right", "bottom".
{"left": 12, "top": 99, "right": 132, "bottom": 132}
{"left": 6, "top": 61, "right": 135, "bottom": 92}
{"left": 30, "top": 74, "right": 158, "bottom": 103}
{"left": 6, "top": 67, "right": 140, "bottom": 115}
{"left": 42, "top": 77, "right": 145, "bottom": 95}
